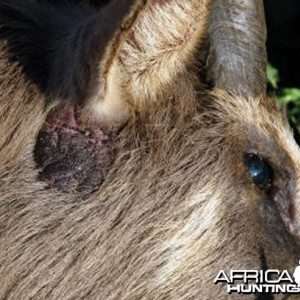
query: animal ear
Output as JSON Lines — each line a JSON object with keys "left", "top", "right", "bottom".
{"left": 81, "top": 0, "right": 212, "bottom": 125}
{"left": 0, "top": 0, "right": 146, "bottom": 125}
{"left": 207, "top": 0, "right": 267, "bottom": 97}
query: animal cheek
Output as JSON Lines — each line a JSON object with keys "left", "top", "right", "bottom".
{"left": 238, "top": 181, "right": 261, "bottom": 205}
{"left": 268, "top": 177, "right": 300, "bottom": 243}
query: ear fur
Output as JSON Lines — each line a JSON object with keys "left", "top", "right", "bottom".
{"left": 84, "top": 0, "right": 212, "bottom": 125}
{"left": 0, "top": 0, "right": 212, "bottom": 126}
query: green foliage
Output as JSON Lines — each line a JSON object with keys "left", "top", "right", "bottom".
{"left": 279, "top": 88, "right": 300, "bottom": 106}
{"left": 267, "top": 64, "right": 280, "bottom": 89}
{"left": 267, "top": 63, "right": 300, "bottom": 131}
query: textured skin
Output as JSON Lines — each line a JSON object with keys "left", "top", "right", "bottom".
{"left": 35, "top": 105, "right": 117, "bottom": 196}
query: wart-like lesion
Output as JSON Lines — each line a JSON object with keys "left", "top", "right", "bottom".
{"left": 34, "top": 104, "right": 118, "bottom": 196}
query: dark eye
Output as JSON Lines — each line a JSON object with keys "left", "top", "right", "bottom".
{"left": 244, "top": 154, "right": 273, "bottom": 186}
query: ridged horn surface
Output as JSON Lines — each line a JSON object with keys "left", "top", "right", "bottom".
{"left": 208, "top": 0, "right": 267, "bottom": 97}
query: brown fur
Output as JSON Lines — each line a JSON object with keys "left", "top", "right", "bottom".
{"left": 0, "top": 0, "right": 300, "bottom": 299}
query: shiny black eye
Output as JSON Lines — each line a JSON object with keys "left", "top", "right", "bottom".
{"left": 244, "top": 154, "right": 273, "bottom": 186}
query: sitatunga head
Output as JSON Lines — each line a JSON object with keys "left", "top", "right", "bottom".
{"left": 0, "top": 0, "right": 299, "bottom": 298}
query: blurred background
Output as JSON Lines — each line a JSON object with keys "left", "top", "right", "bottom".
{"left": 265, "top": 0, "right": 300, "bottom": 133}
{"left": 265, "top": 0, "right": 300, "bottom": 87}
